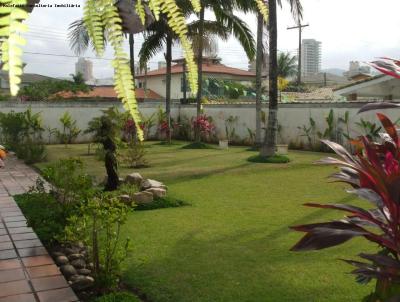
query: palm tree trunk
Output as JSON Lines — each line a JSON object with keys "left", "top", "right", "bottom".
{"left": 166, "top": 34, "right": 172, "bottom": 143}
{"left": 129, "top": 33, "right": 135, "bottom": 77}
{"left": 182, "top": 61, "right": 187, "bottom": 104}
{"left": 260, "top": 0, "right": 278, "bottom": 157}
{"left": 195, "top": 6, "right": 205, "bottom": 143}
{"left": 255, "top": 12, "right": 263, "bottom": 147}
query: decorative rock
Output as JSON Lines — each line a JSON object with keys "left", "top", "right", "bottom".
{"left": 119, "top": 194, "right": 132, "bottom": 205}
{"left": 71, "top": 259, "right": 86, "bottom": 269}
{"left": 68, "top": 253, "right": 84, "bottom": 261}
{"left": 60, "top": 264, "right": 77, "bottom": 278}
{"left": 133, "top": 191, "right": 154, "bottom": 205}
{"left": 125, "top": 173, "right": 143, "bottom": 186}
{"left": 70, "top": 275, "right": 95, "bottom": 291}
{"left": 64, "top": 248, "right": 76, "bottom": 255}
{"left": 145, "top": 188, "right": 167, "bottom": 198}
{"left": 77, "top": 268, "right": 91, "bottom": 276}
{"left": 87, "top": 263, "right": 94, "bottom": 270}
{"left": 52, "top": 251, "right": 65, "bottom": 258}
{"left": 140, "top": 179, "right": 167, "bottom": 191}
{"left": 55, "top": 256, "right": 69, "bottom": 265}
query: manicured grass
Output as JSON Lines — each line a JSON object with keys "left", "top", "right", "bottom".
{"left": 36, "top": 142, "right": 374, "bottom": 302}
{"left": 248, "top": 154, "right": 291, "bottom": 163}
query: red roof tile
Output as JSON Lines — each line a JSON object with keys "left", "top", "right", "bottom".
{"left": 54, "top": 87, "right": 162, "bottom": 100}
{"left": 136, "top": 63, "right": 256, "bottom": 78}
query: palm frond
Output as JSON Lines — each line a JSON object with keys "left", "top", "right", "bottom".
{"left": 138, "top": 29, "right": 166, "bottom": 69}
{"left": 277, "top": 0, "right": 303, "bottom": 22}
{"left": 214, "top": 7, "right": 256, "bottom": 60}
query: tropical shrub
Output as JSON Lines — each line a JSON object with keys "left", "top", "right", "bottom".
{"left": 291, "top": 112, "right": 400, "bottom": 301}
{"left": 56, "top": 112, "right": 81, "bottom": 146}
{"left": 65, "top": 194, "right": 131, "bottom": 289}
{"left": 0, "top": 108, "right": 46, "bottom": 163}
{"left": 192, "top": 115, "right": 216, "bottom": 142}
{"left": 15, "top": 182, "right": 65, "bottom": 245}
{"left": 41, "top": 158, "right": 94, "bottom": 205}
{"left": 118, "top": 142, "right": 148, "bottom": 168}
{"left": 225, "top": 115, "right": 240, "bottom": 143}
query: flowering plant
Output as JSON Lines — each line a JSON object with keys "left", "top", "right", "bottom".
{"left": 192, "top": 115, "right": 215, "bottom": 136}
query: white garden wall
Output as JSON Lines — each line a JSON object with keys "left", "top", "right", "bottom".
{"left": 0, "top": 100, "right": 398, "bottom": 145}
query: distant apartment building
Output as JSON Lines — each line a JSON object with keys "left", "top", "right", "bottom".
{"left": 301, "top": 39, "right": 321, "bottom": 76}
{"left": 75, "top": 58, "right": 94, "bottom": 82}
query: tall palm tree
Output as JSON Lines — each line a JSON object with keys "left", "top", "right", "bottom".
{"left": 138, "top": 13, "right": 228, "bottom": 143}
{"left": 140, "top": 1, "right": 255, "bottom": 144}
{"left": 255, "top": 12, "right": 264, "bottom": 147}
{"left": 260, "top": 0, "right": 302, "bottom": 157}
{"left": 277, "top": 51, "right": 297, "bottom": 78}
{"left": 194, "top": 0, "right": 257, "bottom": 143}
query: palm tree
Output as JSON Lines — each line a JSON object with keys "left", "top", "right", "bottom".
{"left": 260, "top": 0, "right": 302, "bottom": 157}
{"left": 194, "top": 0, "right": 257, "bottom": 143}
{"left": 139, "top": 1, "right": 255, "bottom": 144}
{"left": 255, "top": 12, "right": 264, "bottom": 147}
{"left": 277, "top": 51, "right": 297, "bottom": 78}
{"left": 138, "top": 14, "right": 226, "bottom": 143}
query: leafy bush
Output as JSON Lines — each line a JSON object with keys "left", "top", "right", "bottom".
{"left": 65, "top": 194, "right": 131, "bottom": 289}
{"left": 118, "top": 142, "right": 148, "bottom": 168}
{"left": 0, "top": 108, "right": 46, "bottom": 163}
{"left": 41, "top": 158, "right": 94, "bottom": 205}
{"left": 56, "top": 112, "right": 81, "bottom": 146}
{"left": 93, "top": 292, "right": 141, "bottom": 302}
{"left": 291, "top": 113, "right": 400, "bottom": 301}
{"left": 14, "top": 182, "right": 65, "bottom": 245}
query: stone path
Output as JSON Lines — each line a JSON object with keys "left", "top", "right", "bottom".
{"left": 0, "top": 156, "right": 79, "bottom": 302}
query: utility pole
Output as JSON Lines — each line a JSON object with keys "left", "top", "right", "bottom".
{"left": 287, "top": 23, "right": 309, "bottom": 87}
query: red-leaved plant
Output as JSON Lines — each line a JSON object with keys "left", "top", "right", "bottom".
{"left": 291, "top": 113, "right": 400, "bottom": 301}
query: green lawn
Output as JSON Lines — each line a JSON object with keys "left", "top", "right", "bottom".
{"left": 37, "top": 142, "right": 374, "bottom": 302}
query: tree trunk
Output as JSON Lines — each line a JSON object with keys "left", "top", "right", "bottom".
{"left": 182, "top": 61, "right": 187, "bottom": 104}
{"left": 260, "top": 0, "right": 278, "bottom": 157}
{"left": 129, "top": 33, "right": 135, "bottom": 77}
{"left": 165, "top": 34, "right": 172, "bottom": 143}
{"left": 195, "top": 7, "right": 205, "bottom": 143}
{"left": 255, "top": 12, "right": 264, "bottom": 147}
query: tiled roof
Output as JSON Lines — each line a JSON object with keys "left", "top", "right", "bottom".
{"left": 54, "top": 86, "right": 162, "bottom": 100}
{"left": 136, "top": 63, "right": 256, "bottom": 78}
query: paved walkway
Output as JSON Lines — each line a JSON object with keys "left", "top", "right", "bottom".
{"left": 0, "top": 156, "right": 79, "bottom": 302}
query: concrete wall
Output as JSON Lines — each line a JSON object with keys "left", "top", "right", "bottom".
{"left": 0, "top": 100, "right": 398, "bottom": 145}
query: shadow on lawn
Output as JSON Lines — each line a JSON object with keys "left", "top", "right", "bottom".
{"left": 123, "top": 226, "right": 358, "bottom": 302}
{"left": 263, "top": 195, "right": 357, "bottom": 243}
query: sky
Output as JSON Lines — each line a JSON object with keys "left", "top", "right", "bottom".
{"left": 21, "top": 0, "right": 400, "bottom": 79}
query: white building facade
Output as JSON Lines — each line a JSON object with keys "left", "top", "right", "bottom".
{"left": 301, "top": 39, "right": 321, "bottom": 76}
{"left": 75, "top": 58, "right": 94, "bottom": 82}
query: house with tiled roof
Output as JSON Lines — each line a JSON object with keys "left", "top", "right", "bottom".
{"left": 334, "top": 74, "right": 400, "bottom": 101}
{"left": 54, "top": 86, "right": 162, "bottom": 102}
{"left": 135, "top": 57, "right": 256, "bottom": 100}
